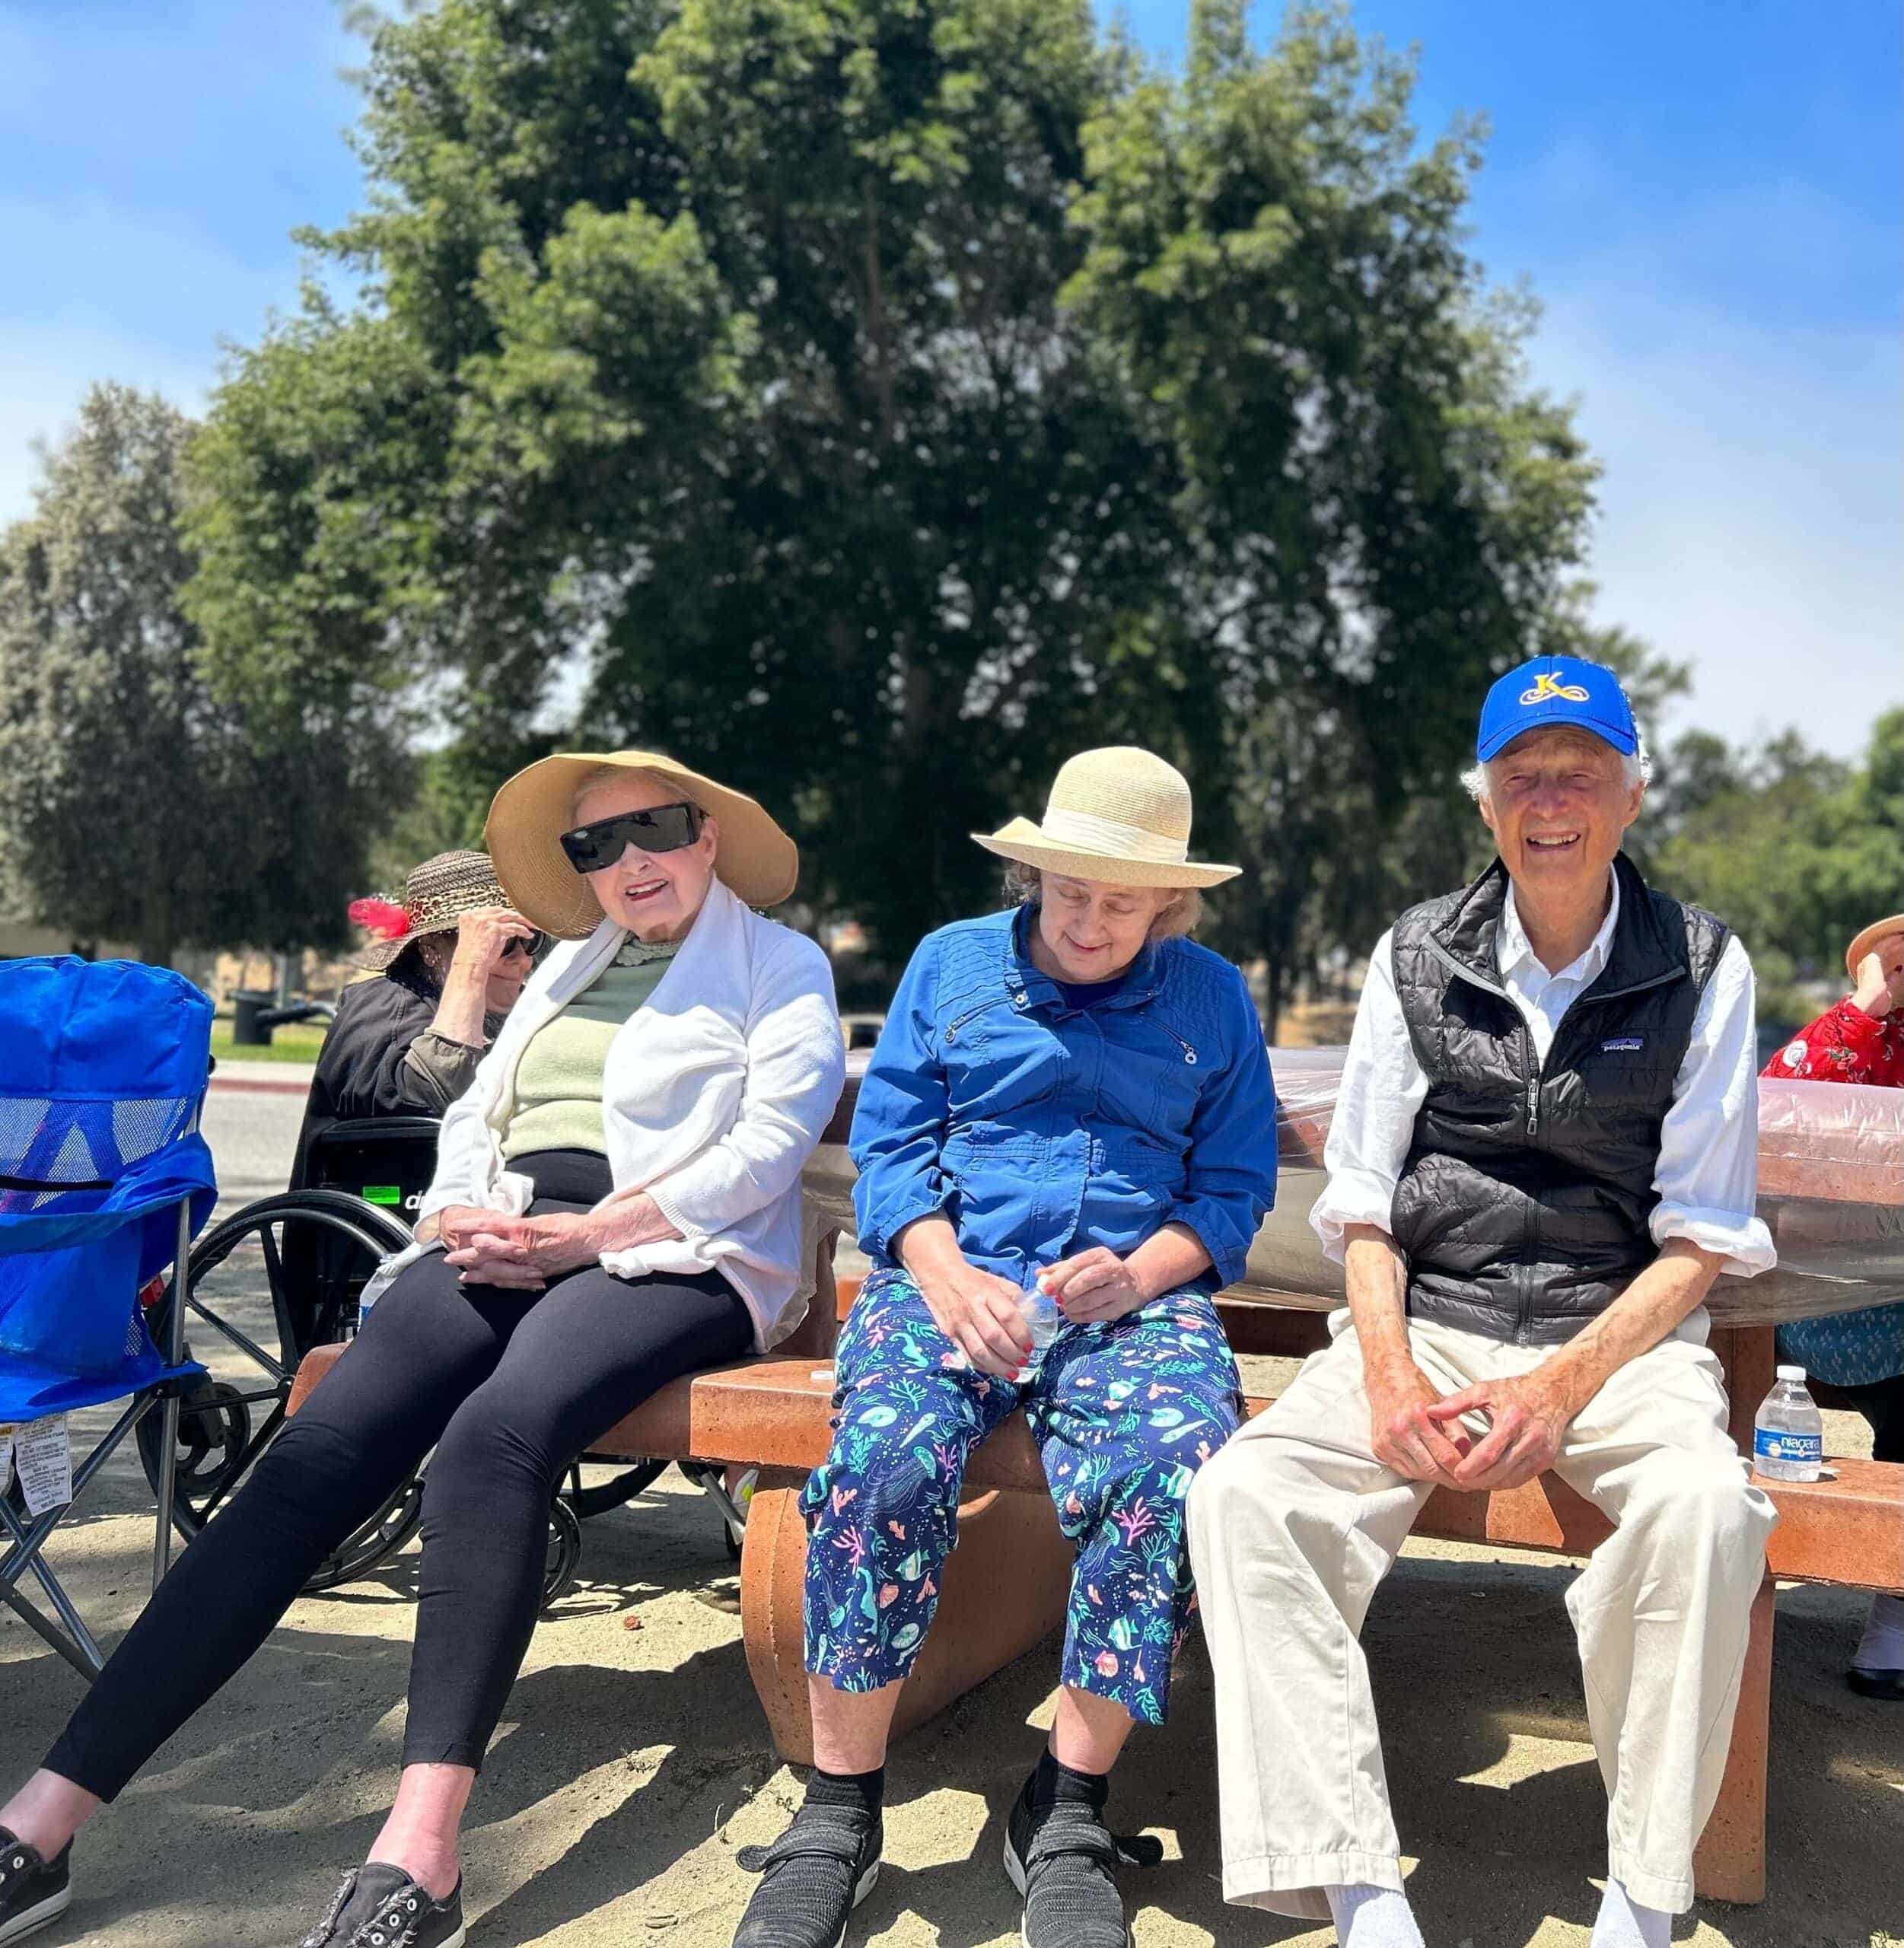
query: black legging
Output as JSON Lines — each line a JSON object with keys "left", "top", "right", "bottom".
{"left": 46, "top": 1151, "right": 753, "bottom": 1800}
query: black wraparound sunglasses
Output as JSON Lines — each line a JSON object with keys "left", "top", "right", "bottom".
{"left": 501, "top": 930, "right": 547, "bottom": 960}
{"left": 559, "top": 801, "right": 705, "bottom": 874}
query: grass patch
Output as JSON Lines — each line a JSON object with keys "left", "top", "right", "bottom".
{"left": 210, "top": 1020, "right": 328, "bottom": 1066}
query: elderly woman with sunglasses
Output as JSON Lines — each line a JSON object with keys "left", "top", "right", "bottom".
{"left": 0, "top": 753, "right": 845, "bottom": 1948}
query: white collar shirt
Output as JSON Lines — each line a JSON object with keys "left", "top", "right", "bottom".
{"left": 1311, "top": 865, "right": 1775, "bottom": 1281}
{"left": 1497, "top": 870, "right": 1621, "bottom": 1063}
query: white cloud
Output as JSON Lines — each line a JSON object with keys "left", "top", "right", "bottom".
{"left": 0, "top": 190, "right": 313, "bottom": 520}
{"left": 1528, "top": 280, "right": 1900, "bottom": 762}
{"left": 0, "top": 322, "right": 218, "bottom": 518}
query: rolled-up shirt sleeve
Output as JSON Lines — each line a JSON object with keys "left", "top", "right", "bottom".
{"left": 1163, "top": 972, "right": 1279, "bottom": 1288}
{"left": 1651, "top": 933, "right": 1776, "bottom": 1277}
{"left": 849, "top": 937, "right": 954, "bottom": 1262}
{"left": 1309, "top": 929, "right": 1430, "bottom": 1264}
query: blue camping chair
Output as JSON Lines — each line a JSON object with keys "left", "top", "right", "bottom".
{"left": 0, "top": 957, "right": 217, "bottom": 1678}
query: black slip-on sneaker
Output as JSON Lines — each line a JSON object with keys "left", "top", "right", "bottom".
{"left": 0, "top": 1829, "right": 70, "bottom": 1947}
{"left": 732, "top": 1802, "right": 882, "bottom": 1948}
{"left": 295, "top": 1862, "right": 464, "bottom": 1948}
{"left": 1001, "top": 1772, "right": 1161, "bottom": 1948}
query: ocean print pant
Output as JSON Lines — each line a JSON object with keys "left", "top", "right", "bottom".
{"left": 801, "top": 1267, "right": 1241, "bottom": 1725}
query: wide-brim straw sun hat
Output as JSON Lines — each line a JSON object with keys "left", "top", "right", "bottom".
{"left": 973, "top": 746, "right": 1240, "bottom": 890}
{"left": 1846, "top": 913, "right": 1904, "bottom": 979}
{"left": 485, "top": 750, "right": 801, "bottom": 937}
{"left": 349, "top": 849, "right": 510, "bottom": 971}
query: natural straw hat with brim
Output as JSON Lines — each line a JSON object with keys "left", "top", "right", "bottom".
{"left": 972, "top": 746, "right": 1240, "bottom": 890}
{"left": 350, "top": 849, "right": 509, "bottom": 971}
{"left": 1847, "top": 913, "right": 1904, "bottom": 980}
{"left": 485, "top": 750, "right": 801, "bottom": 938}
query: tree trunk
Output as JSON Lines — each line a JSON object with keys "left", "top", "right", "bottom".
{"left": 139, "top": 884, "right": 175, "bottom": 969}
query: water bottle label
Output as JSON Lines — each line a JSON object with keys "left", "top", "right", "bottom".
{"left": 1753, "top": 1428, "right": 1821, "bottom": 1465}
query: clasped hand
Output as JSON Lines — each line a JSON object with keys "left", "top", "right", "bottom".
{"left": 432, "top": 1205, "right": 599, "bottom": 1290}
{"left": 1370, "top": 1358, "right": 1576, "bottom": 1492}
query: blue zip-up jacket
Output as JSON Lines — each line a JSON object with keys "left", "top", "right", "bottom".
{"left": 849, "top": 908, "right": 1278, "bottom": 1292}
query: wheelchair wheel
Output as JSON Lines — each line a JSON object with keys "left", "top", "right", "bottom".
{"left": 543, "top": 1494, "right": 584, "bottom": 1608}
{"left": 137, "top": 1190, "right": 413, "bottom": 1548}
{"left": 303, "top": 1469, "right": 428, "bottom": 1593}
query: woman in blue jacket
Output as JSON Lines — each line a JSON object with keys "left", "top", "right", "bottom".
{"left": 733, "top": 748, "right": 1278, "bottom": 1948}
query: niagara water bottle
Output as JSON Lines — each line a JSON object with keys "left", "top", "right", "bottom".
{"left": 1753, "top": 1364, "right": 1823, "bottom": 1482}
{"left": 1020, "top": 1278, "right": 1066, "bottom": 1351}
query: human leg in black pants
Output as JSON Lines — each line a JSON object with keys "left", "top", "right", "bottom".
{"left": 2, "top": 1218, "right": 752, "bottom": 1927}
{"left": 401, "top": 1255, "right": 750, "bottom": 1767}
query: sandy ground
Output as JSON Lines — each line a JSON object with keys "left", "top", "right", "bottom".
{"left": 2, "top": 1086, "right": 1899, "bottom": 1947}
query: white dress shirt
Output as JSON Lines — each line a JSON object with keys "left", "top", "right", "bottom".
{"left": 1310, "top": 867, "right": 1775, "bottom": 1278}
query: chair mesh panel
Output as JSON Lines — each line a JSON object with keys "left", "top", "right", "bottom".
{"left": 0, "top": 1094, "right": 196, "bottom": 1213}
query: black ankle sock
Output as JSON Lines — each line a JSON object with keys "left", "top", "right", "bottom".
{"left": 806, "top": 1764, "right": 884, "bottom": 1815}
{"left": 1030, "top": 1747, "right": 1108, "bottom": 1810}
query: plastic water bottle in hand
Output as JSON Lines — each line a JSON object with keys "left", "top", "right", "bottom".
{"left": 1753, "top": 1364, "right": 1823, "bottom": 1482}
{"left": 1020, "top": 1276, "right": 1066, "bottom": 1352}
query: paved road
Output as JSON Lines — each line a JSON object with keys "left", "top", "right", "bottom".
{"left": 202, "top": 1081, "right": 306, "bottom": 1216}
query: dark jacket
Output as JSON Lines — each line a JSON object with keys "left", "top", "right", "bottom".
{"left": 1387, "top": 853, "right": 1729, "bottom": 1345}
{"left": 291, "top": 957, "right": 487, "bottom": 1188}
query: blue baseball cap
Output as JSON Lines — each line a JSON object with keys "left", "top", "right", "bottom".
{"left": 1476, "top": 656, "right": 1638, "bottom": 763}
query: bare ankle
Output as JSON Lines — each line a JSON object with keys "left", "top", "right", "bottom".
{"left": 366, "top": 1831, "right": 459, "bottom": 1903}
{"left": 2, "top": 1771, "right": 101, "bottom": 1860}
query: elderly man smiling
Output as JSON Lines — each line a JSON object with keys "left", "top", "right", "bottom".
{"left": 1187, "top": 657, "right": 1776, "bottom": 1948}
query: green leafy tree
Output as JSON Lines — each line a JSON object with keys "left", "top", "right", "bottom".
{"left": 0, "top": 384, "right": 401, "bottom": 966}
{"left": 1648, "top": 713, "right": 1904, "bottom": 1026}
{"left": 187, "top": 0, "right": 1606, "bottom": 995}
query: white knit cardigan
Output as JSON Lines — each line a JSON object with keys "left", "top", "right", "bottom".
{"left": 408, "top": 878, "right": 845, "bottom": 1351}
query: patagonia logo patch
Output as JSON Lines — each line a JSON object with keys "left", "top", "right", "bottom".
{"left": 1601, "top": 1036, "right": 1645, "bottom": 1052}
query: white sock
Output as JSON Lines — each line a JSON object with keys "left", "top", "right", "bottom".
{"left": 1324, "top": 1882, "right": 1426, "bottom": 1948}
{"left": 1590, "top": 1878, "right": 1671, "bottom": 1948}
{"left": 1853, "top": 1591, "right": 1904, "bottom": 1672}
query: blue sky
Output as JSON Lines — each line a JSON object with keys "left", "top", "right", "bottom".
{"left": 2, "top": 1, "right": 1896, "bottom": 756}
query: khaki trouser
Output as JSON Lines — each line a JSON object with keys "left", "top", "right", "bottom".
{"left": 1186, "top": 1310, "right": 1776, "bottom": 1919}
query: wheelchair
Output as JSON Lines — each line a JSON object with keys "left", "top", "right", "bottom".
{"left": 134, "top": 1115, "right": 725, "bottom": 1604}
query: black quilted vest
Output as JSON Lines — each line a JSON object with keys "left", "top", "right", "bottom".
{"left": 1388, "top": 853, "right": 1730, "bottom": 1345}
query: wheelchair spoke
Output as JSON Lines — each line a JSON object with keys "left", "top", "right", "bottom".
{"left": 183, "top": 1291, "right": 287, "bottom": 1380}
{"left": 193, "top": 1401, "right": 288, "bottom": 1524}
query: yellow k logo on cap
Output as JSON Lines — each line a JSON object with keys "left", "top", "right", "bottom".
{"left": 1520, "top": 671, "right": 1592, "bottom": 706}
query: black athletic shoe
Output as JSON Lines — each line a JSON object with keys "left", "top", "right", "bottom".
{"left": 732, "top": 1801, "right": 882, "bottom": 1948}
{"left": 1848, "top": 1664, "right": 1904, "bottom": 1701}
{"left": 0, "top": 1829, "right": 70, "bottom": 1947}
{"left": 1001, "top": 1773, "right": 1161, "bottom": 1948}
{"left": 295, "top": 1863, "right": 465, "bottom": 1948}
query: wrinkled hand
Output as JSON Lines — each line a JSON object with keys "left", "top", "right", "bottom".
{"left": 1037, "top": 1247, "right": 1147, "bottom": 1326}
{"left": 1367, "top": 1357, "right": 1473, "bottom": 1488}
{"left": 1426, "top": 1367, "right": 1579, "bottom": 1491}
{"left": 451, "top": 906, "right": 538, "bottom": 976}
{"left": 917, "top": 1263, "right": 1034, "bottom": 1380}
{"left": 444, "top": 1211, "right": 600, "bottom": 1289}
{"left": 1853, "top": 934, "right": 1904, "bottom": 1019}
{"left": 426, "top": 1205, "right": 503, "bottom": 1253}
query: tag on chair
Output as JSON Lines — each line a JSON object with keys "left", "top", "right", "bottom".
{"left": 14, "top": 1415, "right": 72, "bottom": 1517}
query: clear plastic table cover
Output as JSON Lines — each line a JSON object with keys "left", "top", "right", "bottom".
{"left": 1243, "top": 1052, "right": 1904, "bottom": 1328}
